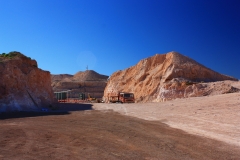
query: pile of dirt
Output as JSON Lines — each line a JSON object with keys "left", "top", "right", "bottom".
{"left": 51, "top": 70, "right": 108, "bottom": 98}
{"left": 0, "top": 52, "right": 55, "bottom": 112}
{"left": 158, "top": 78, "right": 240, "bottom": 102}
{"left": 73, "top": 70, "right": 108, "bottom": 81}
{"left": 104, "top": 51, "right": 238, "bottom": 102}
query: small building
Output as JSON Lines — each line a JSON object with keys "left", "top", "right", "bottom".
{"left": 54, "top": 90, "right": 86, "bottom": 102}
{"left": 54, "top": 90, "right": 71, "bottom": 101}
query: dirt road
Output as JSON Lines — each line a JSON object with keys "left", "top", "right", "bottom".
{"left": 94, "top": 92, "right": 240, "bottom": 147}
{"left": 1, "top": 101, "right": 240, "bottom": 159}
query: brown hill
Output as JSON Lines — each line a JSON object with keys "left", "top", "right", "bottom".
{"left": 104, "top": 51, "right": 238, "bottom": 102}
{"left": 73, "top": 70, "right": 108, "bottom": 81}
{"left": 51, "top": 70, "right": 108, "bottom": 99}
{"left": 51, "top": 74, "right": 73, "bottom": 81}
{"left": 0, "top": 52, "right": 55, "bottom": 112}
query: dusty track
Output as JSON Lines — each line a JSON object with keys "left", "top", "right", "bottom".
{"left": 94, "top": 92, "right": 240, "bottom": 147}
{"left": 1, "top": 100, "right": 240, "bottom": 159}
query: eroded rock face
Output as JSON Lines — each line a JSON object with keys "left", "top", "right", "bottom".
{"left": 0, "top": 52, "right": 55, "bottom": 112}
{"left": 104, "top": 51, "right": 238, "bottom": 102}
{"left": 51, "top": 70, "right": 108, "bottom": 98}
{"left": 158, "top": 78, "right": 240, "bottom": 102}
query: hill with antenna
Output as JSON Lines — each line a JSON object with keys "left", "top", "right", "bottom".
{"left": 51, "top": 70, "right": 108, "bottom": 98}
{"left": 73, "top": 70, "right": 109, "bottom": 81}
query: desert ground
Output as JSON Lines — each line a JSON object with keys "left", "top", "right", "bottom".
{"left": 1, "top": 91, "right": 240, "bottom": 159}
{"left": 94, "top": 92, "right": 240, "bottom": 147}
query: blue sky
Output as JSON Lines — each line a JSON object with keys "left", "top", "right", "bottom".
{"left": 1, "top": 0, "right": 239, "bottom": 79}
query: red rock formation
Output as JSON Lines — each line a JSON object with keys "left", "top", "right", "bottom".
{"left": 104, "top": 51, "right": 238, "bottom": 102}
{"left": 0, "top": 52, "right": 55, "bottom": 111}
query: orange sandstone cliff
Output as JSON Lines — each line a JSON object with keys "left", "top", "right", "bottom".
{"left": 104, "top": 51, "right": 238, "bottom": 102}
{"left": 0, "top": 52, "right": 55, "bottom": 112}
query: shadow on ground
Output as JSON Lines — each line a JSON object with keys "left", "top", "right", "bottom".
{"left": 0, "top": 103, "right": 93, "bottom": 120}
{"left": 55, "top": 103, "right": 93, "bottom": 112}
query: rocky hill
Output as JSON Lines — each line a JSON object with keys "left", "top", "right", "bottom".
{"left": 51, "top": 70, "right": 108, "bottom": 98}
{"left": 51, "top": 74, "right": 73, "bottom": 82}
{"left": 0, "top": 52, "right": 55, "bottom": 112}
{"left": 104, "top": 51, "right": 239, "bottom": 102}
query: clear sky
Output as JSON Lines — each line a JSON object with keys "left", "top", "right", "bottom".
{"left": 1, "top": 0, "right": 239, "bottom": 79}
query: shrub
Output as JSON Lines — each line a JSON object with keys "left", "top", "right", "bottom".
{"left": 8, "top": 51, "right": 19, "bottom": 57}
{"left": 0, "top": 51, "right": 21, "bottom": 58}
{"left": 1, "top": 51, "right": 31, "bottom": 59}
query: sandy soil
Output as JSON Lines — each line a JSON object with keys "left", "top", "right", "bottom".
{"left": 0, "top": 91, "right": 240, "bottom": 159}
{"left": 94, "top": 92, "right": 240, "bottom": 147}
